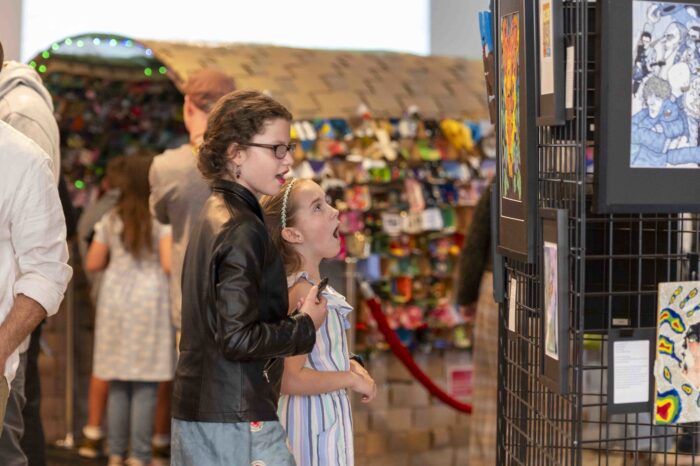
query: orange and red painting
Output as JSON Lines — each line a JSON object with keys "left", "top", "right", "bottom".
{"left": 500, "top": 12, "right": 522, "bottom": 202}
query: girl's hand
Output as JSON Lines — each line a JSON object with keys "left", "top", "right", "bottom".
{"left": 300, "top": 285, "right": 328, "bottom": 330}
{"left": 350, "top": 368, "right": 377, "bottom": 403}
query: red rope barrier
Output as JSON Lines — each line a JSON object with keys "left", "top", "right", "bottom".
{"left": 362, "top": 291, "right": 473, "bottom": 414}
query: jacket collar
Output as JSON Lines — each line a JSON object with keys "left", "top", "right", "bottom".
{"left": 212, "top": 179, "right": 264, "bottom": 221}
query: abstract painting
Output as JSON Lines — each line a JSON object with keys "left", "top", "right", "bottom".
{"left": 655, "top": 281, "right": 700, "bottom": 424}
{"left": 500, "top": 12, "right": 522, "bottom": 202}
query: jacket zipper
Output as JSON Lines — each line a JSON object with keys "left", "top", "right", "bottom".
{"left": 263, "top": 358, "right": 277, "bottom": 383}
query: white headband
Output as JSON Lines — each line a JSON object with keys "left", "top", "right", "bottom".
{"left": 281, "top": 178, "right": 297, "bottom": 229}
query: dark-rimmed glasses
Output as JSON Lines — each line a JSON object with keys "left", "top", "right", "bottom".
{"left": 244, "top": 142, "right": 297, "bottom": 159}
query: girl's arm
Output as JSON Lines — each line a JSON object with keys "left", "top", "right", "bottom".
{"left": 281, "top": 281, "right": 374, "bottom": 398}
{"left": 85, "top": 240, "right": 109, "bottom": 273}
{"left": 281, "top": 354, "right": 356, "bottom": 396}
{"left": 159, "top": 234, "right": 172, "bottom": 274}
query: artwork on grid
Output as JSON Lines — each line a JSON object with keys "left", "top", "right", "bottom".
{"left": 544, "top": 241, "right": 559, "bottom": 360}
{"left": 631, "top": 1, "right": 700, "bottom": 168}
{"left": 654, "top": 281, "right": 700, "bottom": 424}
{"left": 500, "top": 12, "right": 522, "bottom": 202}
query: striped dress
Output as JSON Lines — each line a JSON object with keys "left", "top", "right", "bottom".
{"left": 278, "top": 272, "right": 354, "bottom": 466}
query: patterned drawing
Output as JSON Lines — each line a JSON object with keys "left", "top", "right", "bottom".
{"left": 631, "top": 2, "right": 700, "bottom": 168}
{"left": 541, "top": 1, "right": 552, "bottom": 58}
{"left": 500, "top": 12, "right": 522, "bottom": 202}
{"left": 688, "top": 304, "right": 700, "bottom": 317}
{"left": 655, "top": 281, "right": 700, "bottom": 424}
{"left": 656, "top": 388, "right": 682, "bottom": 424}
{"left": 680, "top": 288, "right": 698, "bottom": 308}
{"left": 660, "top": 307, "right": 687, "bottom": 333}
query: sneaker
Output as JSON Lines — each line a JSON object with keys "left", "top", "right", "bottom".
{"left": 107, "top": 455, "right": 124, "bottom": 466}
{"left": 78, "top": 435, "right": 105, "bottom": 458}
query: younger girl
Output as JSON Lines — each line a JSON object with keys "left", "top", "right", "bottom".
{"left": 85, "top": 154, "right": 175, "bottom": 466}
{"left": 262, "top": 178, "right": 377, "bottom": 466}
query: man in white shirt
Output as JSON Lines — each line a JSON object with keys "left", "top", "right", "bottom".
{"left": 0, "top": 42, "right": 72, "bottom": 465}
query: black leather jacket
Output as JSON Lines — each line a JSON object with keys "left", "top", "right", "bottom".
{"left": 172, "top": 179, "right": 316, "bottom": 423}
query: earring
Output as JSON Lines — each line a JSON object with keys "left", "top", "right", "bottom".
{"left": 235, "top": 164, "right": 241, "bottom": 179}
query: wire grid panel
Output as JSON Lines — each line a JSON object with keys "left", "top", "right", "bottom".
{"left": 495, "top": 1, "right": 700, "bottom": 465}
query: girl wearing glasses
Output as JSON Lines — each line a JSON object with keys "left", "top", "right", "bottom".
{"left": 171, "top": 90, "right": 328, "bottom": 466}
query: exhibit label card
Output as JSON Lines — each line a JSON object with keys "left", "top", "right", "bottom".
{"left": 614, "top": 339, "right": 649, "bottom": 404}
{"left": 508, "top": 277, "right": 517, "bottom": 333}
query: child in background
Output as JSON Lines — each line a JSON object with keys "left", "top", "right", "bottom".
{"left": 262, "top": 178, "right": 377, "bottom": 466}
{"left": 85, "top": 154, "right": 175, "bottom": 466}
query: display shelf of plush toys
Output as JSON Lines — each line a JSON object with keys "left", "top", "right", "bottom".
{"left": 289, "top": 113, "right": 494, "bottom": 353}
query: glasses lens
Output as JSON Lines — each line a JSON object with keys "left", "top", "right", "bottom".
{"left": 275, "top": 145, "right": 288, "bottom": 159}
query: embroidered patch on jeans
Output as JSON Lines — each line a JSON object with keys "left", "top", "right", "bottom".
{"left": 250, "top": 421, "right": 264, "bottom": 433}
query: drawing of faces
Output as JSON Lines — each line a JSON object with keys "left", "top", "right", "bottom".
{"left": 647, "top": 93, "right": 664, "bottom": 117}
{"left": 684, "top": 79, "right": 700, "bottom": 119}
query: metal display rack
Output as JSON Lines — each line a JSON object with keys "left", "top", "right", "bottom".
{"left": 496, "top": 1, "right": 700, "bottom": 464}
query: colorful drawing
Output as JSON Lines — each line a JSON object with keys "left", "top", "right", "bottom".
{"left": 656, "top": 388, "right": 682, "bottom": 424}
{"left": 630, "top": 2, "right": 700, "bottom": 168}
{"left": 680, "top": 288, "right": 698, "bottom": 308}
{"left": 660, "top": 308, "right": 687, "bottom": 334}
{"left": 687, "top": 305, "right": 700, "bottom": 318}
{"left": 500, "top": 12, "right": 522, "bottom": 201}
{"left": 655, "top": 281, "right": 700, "bottom": 424}
{"left": 541, "top": 1, "right": 552, "bottom": 58}
{"left": 670, "top": 286, "right": 683, "bottom": 305}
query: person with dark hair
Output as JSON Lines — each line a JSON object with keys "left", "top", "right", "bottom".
{"left": 147, "top": 70, "right": 235, "bottom": 461}
{"left": 0, "top": 41, "right": 72, "bottom": 466}
{"left": 682, "top": 322, "right": 700, "bottom": 388}
{"left": 171, "top": 90, "right": 327, "bottom": 465}
{"left": 85, "top": 154, "right": 175, "bottom": 466}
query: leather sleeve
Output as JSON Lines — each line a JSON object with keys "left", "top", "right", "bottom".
{"left": 212, "top": 221, "right": 316, "bottom": 361}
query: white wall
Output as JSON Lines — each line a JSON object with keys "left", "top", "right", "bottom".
{"left": 21, "top": 0, "right": 430, "bottom": 62}
{"left": 0, "top": 0, "right": 23, "bottom": 61}
{"left": 430, "top": 0, "right": 489, "bottom": 59}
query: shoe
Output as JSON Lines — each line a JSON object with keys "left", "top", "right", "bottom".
{"left": 107, "top": 455, "right": 124, "bottom": 466}
{"left": 152, "top": 442, "right": 170, "bottom": 459}
{"left": 78, "top": 434, "right": 105, "bottom": 458}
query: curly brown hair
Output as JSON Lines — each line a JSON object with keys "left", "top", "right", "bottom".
{"left": 197, "top": 90, "right": 293, "bottom": 183}
{"left": 260, "top": 179, "right": 309, "bottom": 274}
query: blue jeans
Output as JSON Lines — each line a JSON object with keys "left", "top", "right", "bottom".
{"left": 108, "top": 381, "right": 158, "bottom": 463}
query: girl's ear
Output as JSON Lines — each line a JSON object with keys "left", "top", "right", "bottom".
{"left": 227, "top": 143, "right": 244, "bottom": 165}
{"left": 281, "top": 227, "right": 303, "bottom": 244}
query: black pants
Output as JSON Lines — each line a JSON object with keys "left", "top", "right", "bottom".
{"left": 20, "top": 325, "right": 45, "bottom": 466}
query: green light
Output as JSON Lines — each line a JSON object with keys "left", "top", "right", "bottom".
{"left": 74, "top": 180, "right": 85, "bottom": 190}
{"left": 158, "top": 66, "right": 167, "bottom": 75}
{"left": 29, "top": 61, "right": 36, "bottom": 68}
{"left": 64, "top": 38, "right": 72, "bottom": 45}
{"left": 125, "top": 40, "right": 133, "bottom": 47}
{"left": 51, "top": 43, "right": 59, "bottom": 51}
{"left": 144, "top": 67, "right": 153, "bottom": 77}
{"left": 41, "top": 51, "right": 50, "bottom": 59}
{"left": 38, "top": 65, "right": 47, "bottom": 73}
{"left": 76, "top": 40, "right": 84, "bottom": 48}
{"left": 109, "top": 39, "right": 117, "bottom": 47}
{"left": 93, "top": 38, "right": 101, "bottom": 45}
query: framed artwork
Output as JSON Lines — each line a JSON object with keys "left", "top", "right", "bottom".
{"left": 537, "top": 0, "right": 567, "bottom": 125}
{"left": 654, "top": 281, "right": 700, "bottom": 424}
{"left": 497, "top": 0, "right": 538, "bottom": 262}
{"left": 596, "top": 0, "right": 700, "bottom": 213}
{"left": 540, "top": 208, "right": 569, "bottom": 393}
{"left": 479, "top": 9, "right": 497, "bottom": 124}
